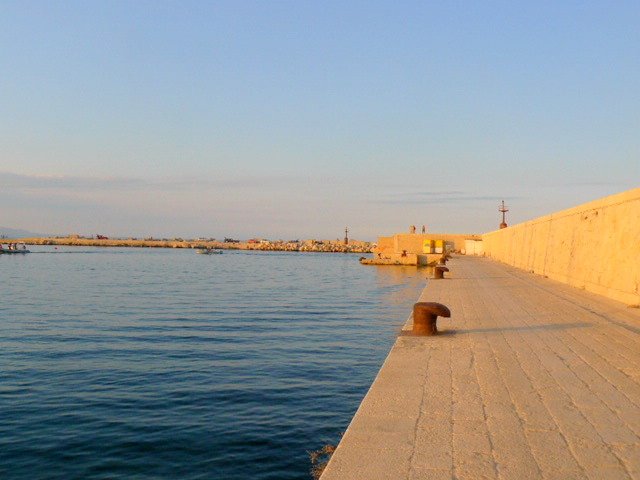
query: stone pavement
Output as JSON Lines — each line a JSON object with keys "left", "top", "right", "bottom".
{"left": 321, "top": 256, "right": 640, "bottom": 480}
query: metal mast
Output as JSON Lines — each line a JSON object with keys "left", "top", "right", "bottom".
{"left": 499, "top": 200, "right": 509, "bottom": 229}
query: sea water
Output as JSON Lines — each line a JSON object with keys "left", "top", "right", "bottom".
{"left": 0, "top": 246, "right": 427, "bottom": 480}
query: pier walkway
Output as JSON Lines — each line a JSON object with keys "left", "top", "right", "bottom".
{"left": 321, "top": 256, "right": 640, "bottom": 480}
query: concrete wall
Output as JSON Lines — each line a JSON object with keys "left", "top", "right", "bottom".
{"left": 464, "top": 239, "right": 484, "bottom": 256}
{"left": 482, "top": 188, "right": 640, "bottom": 306}
{"left": 393, "top": 233, "right": 481, "bottom": 252}
{"left": 375, "top": 233, "right": 481, "bottom": 258}
{"left": 376, "top": 236, "right": 395, "bottom": 255}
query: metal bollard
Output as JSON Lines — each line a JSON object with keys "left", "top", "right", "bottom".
{"left": 413, "top": 302, "right": 451, "bottom": 336}
{"left": 434, "top": 266, "right": 449, "bottom": 279}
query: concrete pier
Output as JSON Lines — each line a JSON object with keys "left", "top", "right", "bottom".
{"left": 321, "top": 255, "right": 640, "bottom": 479}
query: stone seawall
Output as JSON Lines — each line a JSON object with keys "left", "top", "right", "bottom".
{"left": 482, "top": 187, "right": 640, "bottom": 306}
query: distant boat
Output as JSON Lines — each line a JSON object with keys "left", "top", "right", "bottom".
{"left": 0, "top": 243, "right": 30, "bottom": 254}
{"left": 196, "top": 248, "right": 222, "bottom": 255}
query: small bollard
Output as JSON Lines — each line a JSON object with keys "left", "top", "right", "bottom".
{"left": 413, "top": 302, "right": 451, "bottom": 336}
{"left": 434, "top": 266, "right": 449, "bottom": 279}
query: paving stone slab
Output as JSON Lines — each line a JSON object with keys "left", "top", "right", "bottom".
{"left": 321, "top": 256, "right": 640, "bottom": 480}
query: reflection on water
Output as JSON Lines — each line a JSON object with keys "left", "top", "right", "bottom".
{"left": 0, "top": 247, "right": 426, "bottom": 480}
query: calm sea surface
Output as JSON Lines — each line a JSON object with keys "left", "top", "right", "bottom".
{"left": 1, "top": 246, "right": 427, "bottom": 480}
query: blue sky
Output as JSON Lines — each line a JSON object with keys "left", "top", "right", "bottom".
{"left": 1, "top": 1, "right": 638, "bottom": 240}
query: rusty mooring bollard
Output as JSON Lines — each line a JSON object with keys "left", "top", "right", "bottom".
{"left": 413, "top": 302, "right": 451, "bottom": 335}
{"left": 434, "top": 266, "right": 449, "bottom": 279}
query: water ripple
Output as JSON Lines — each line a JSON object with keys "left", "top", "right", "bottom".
{"left": 0, "top": 247, "right": 426, "bottom": 480}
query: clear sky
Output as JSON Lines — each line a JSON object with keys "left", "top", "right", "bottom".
{"left": 2, "top": 1, "right": 638, "bottom": 240}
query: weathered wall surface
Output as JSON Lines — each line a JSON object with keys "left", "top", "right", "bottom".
{"left": 376, "top": 236, "right": 395, "bottom": 255}
{"left": 482, "top": 188, "right": 640, "bottom": 305}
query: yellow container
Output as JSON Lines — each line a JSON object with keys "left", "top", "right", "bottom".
{"left": 422, "top": 239, "right": 433, "bottom": 253}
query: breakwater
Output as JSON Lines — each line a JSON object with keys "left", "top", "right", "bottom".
{"left": 9, "top": 237, "right": 374, "bottom": 254}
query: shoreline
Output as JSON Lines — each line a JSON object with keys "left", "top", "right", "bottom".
{"left": 5, "top": 237, "right": 374, "bottom": 254}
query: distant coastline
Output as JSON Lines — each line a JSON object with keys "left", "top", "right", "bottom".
{"left": 7, "top": 236, "right": 375, "bottom": 254}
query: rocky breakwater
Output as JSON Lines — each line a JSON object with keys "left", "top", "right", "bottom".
{"left": 245, "top": 239, "right": 374, "bottom": 253}
{"left": 12, "top": 236, "right": 375, "bottom": 254}
{"left": 18, "top": 237, "right": 198, "bottom": 249}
